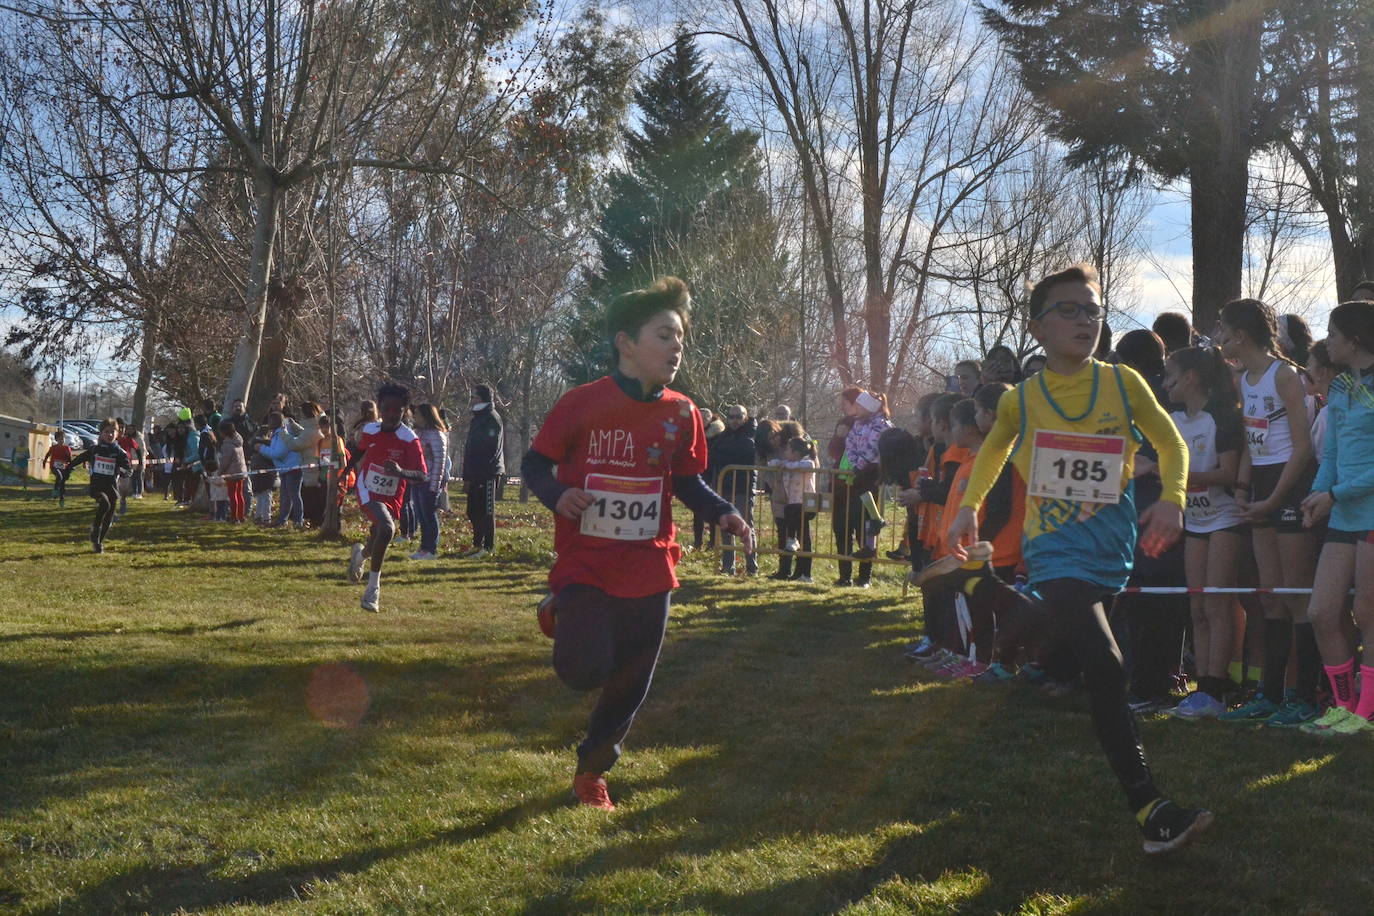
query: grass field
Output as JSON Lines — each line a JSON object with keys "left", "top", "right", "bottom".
{"left": 0, "top": 480, "right": 1370, "bottom": 914}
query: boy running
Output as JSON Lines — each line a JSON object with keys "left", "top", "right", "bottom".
{"left": 43, "top": 433, "right": 74, "bottom": 506}
{"left": 67, "top": 419, "right": 131, "bottom": 553}
{"left": 343, "top": 384, "right": 427, "bottom": 612}
{"left": 521, "top": 276, "right": 751, "bottom": 810}
{"left": 944, "top": 265, "right": 1212, "bottom": 855}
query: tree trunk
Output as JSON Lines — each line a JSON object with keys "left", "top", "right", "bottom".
{"left": 1188, "top": 155, "right": 1247, "bottom": 335}
{"left": 130, "top": 303, "right": 161, "bottom": 431}
{"left": 222, "top": 174, "right": 280, "bottom": 415}
{"left": 247, "top": 281, "right": 300, "bottom": 419}
{"left": 1186, "top": 2, "right": 1261, "bottom": 335}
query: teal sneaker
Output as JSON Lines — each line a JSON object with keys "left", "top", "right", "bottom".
{"left": 1264, "top": 699, "right": 1319, "bottom": 728}
{"left": 1218, "top": 694, "right": 1280, "bottom": 723}
{"left": 972, "top": 662, "right": 1016, "bottom": 684}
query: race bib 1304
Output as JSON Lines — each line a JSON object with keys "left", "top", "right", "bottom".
{"left": 580, "top": 474, "right": 663, "bottom": 541}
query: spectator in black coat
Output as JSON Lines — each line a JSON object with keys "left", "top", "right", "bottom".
{"left": 714, "top": 405, "right": 758, "bottom": 575}
{"left": 461, "top": 383, "right": 505, "bottom": 557}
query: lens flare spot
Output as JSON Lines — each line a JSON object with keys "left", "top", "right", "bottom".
{"left": 306, "top": 663, "right": 370, "bottom": 728}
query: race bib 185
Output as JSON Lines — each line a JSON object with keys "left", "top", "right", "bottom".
{"left": 580, "top": 474, "right": 663, "bottom": 541}
{"left": 1029, "top": 431, "right": 1125, "bottom": 504}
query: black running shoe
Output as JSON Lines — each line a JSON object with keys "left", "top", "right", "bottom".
{"left": 1139, "top": 799, "right": 1214, "bottom": 855}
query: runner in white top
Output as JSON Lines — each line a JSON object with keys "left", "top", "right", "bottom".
{"left": 1163, "top": 347, "right": 1247, "bottom": 719}
{"left": 1218, "top": 298, "right": 1322, "bottom": 727}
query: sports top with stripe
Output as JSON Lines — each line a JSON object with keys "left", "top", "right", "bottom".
{"left": 1172, "top": 407, "right": 1245, "bottom": 534}
{"left": 1240, "top": 359, "right": 1292, "bottom": 466}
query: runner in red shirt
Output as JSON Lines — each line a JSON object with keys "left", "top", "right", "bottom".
{"left": 43, "top": 433, "right": 75, "bottom": 506}
{"left": 342, "top": 383, "right": 427, "bottom": 612}
{"left": 522, "top": 276, "right": 752, "bottom": 811}
{"left": 115, "top": 421, "right": 142, "bottom": 517}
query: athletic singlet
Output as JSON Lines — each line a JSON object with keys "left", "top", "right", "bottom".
{"left": 962, "top": 360, "right": 1187, "bottom": 591}
{"left": 1172, "top": 408, "right": 1245, "bottom": 534}
{"left": 1241, "top": 360, "right": 1294, "bottom": 466}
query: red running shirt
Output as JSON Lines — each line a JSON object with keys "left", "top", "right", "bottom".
{"left": 532, "top": 376, "right": 707, "bottom": 598}
{"left": 45, "top": 444, "right": 73, "bottom": 470}
{"left": 354, "top": 422, "right": 426, "bottom": 516}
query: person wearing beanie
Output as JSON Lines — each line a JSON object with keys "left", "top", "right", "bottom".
{"left": 461, "top": 384, "right": 505, "bottom": 558}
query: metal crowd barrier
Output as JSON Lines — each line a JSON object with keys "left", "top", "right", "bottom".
{"left": 711, "top": 464, "right": 912, "bottom": 566}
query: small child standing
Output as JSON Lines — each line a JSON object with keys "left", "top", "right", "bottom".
{"left": 217, "top": 420, "right": 247, "bottom": 522}
{"left": 780, "top": 436, "right": 819, "bottom": 582}
{"left": 249, "top": 435, "right": 277, "bottom": 524}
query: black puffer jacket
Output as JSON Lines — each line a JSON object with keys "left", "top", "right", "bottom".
{"left": 712, "top": 417, "right": 758, "bottom": 506}
{"left": 462, "top": 406, "right": 505, "bottom": 481}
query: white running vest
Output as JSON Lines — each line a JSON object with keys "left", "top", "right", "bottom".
{"left": 1241, "top": 360, "right": 1293, "bottom": 467}
{"left": 1172, "top": 408, "right": 1245, "bottom": 534}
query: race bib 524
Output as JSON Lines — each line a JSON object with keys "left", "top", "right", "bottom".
{"left": 364, "top": 465, "right": 400, "bottom": 497}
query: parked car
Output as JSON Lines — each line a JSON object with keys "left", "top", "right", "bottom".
{"left": 56, "top": 423, "right": 97, "bottom": 449}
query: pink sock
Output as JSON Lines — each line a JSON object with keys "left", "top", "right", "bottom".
{"left": 1357, "top": 667, "right": 1374, "bottom": 721}
{"left": 1325, "top": 660, "right": 1358, "bottom": 711}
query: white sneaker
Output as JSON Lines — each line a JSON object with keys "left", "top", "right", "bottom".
{"left": 361, "top": 582, "right": 380, "bottom": 612}
{"left": 408, "top": 550, "right": 437, "bottom": 560}
{"left": 793, "top": 575, "right": 813, "bottom": 583}
{"left": 348, "top": 544, "right": 365, "bottom": 583}
{"left": 467, "top": 548, "right": 491, "bottom": 559}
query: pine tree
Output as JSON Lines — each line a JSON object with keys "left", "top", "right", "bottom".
{"left": 565, "top": 28, "right": 791, "bottom": 406}
{"left": 982, "top": 0, "right": 1295, "bottom": 333}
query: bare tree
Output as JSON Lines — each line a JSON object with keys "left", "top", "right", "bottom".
{"left": 713, "top": 0, "right": 1037, "bottom": 393}
{"left": 4, "top": 0, "right": 544, "bottom": 415}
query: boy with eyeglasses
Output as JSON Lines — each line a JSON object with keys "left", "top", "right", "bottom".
{"left": 944, "top": 264, "right": 1213, "bottom": 856}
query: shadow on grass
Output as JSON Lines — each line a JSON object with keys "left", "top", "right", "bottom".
{"left": 0, "top": 617, "right": 264, "bottom": 644}
{"left": 27, "top": 792, "right": 569, "bottom": 916}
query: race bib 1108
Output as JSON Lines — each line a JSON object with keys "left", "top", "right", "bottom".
{"left": 1028, "top": 431, "right": 1125, "bottom": 504}
{"left": 580, "top": 474, "right": 663, "bottom": 541}
{"left": 93, "top": 456, "right": 117, "bottom": 477}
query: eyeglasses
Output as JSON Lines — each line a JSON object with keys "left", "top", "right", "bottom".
{"left": 1037, "top": 300, "right": 1105, "bottom": 321}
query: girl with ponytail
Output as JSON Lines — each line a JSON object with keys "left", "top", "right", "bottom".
{"left": 1216, "top": 298, "right": 1322, "bottom": 726}
{"left": 1162, "top": 347, "right": 1247, "bottom": 718}
{"left": 1295, "top": 301, "right": 1374, "bottom": 735}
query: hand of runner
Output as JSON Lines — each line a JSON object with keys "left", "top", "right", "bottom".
{"left": 555, "top": 487, "right": 595, "bottom": 520}
{"left": 383, "top": 459, "right": 403, "bottom": 474}
{"left": 1138, "top": 500, "right": 1183, "bottom": 558}
{"left": 1241, "top": 497, "right": 1274, "bottom": 526}
{"left": 1299, "top": 489, "right": 1333, "bottom": 528}
{"left": 718, "top": 512, "right": 753, "bottom": 553}
{"left": 894, "top": 488, "right": 921, "bottom": 508}
{"left": 945, "top": 506, "right": 979, "bottom": 559}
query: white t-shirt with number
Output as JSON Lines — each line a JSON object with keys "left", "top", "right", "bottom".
{"left": 1172, "top": 408, "right": 1245, "bottom": 534}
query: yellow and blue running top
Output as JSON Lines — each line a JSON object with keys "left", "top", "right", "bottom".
{"left": 961, "top": 360, "right": 1188, "bottom": 590}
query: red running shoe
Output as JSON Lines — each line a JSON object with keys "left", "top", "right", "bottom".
{"left": 573, "top": 773, "right": 615, "bottom": 810}
{"left": 537, "top": 593, "right": 557, "bottom": 639}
